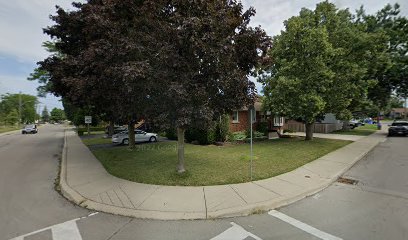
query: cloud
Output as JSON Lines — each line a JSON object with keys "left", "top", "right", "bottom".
{"left": 0, "top": 0, "right": 79, "bottom": 63}
{"left": 242, "top": 0, "right": 407, "bottom": 37}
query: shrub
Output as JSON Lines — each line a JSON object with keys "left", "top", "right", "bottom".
{"left": 186, "top": 127, "right": 216, "bottom": 145}
{"left": 256, "top": 122, "right": 269, "bottom": 135}
{"left": 231, "top": 131, "right": 247, "bottom": 141}
{"left": 215, "top": 114, "right": 230, "bottom": 142}
{"left": 165, "top": 127, "right": 178, "bottom": 140}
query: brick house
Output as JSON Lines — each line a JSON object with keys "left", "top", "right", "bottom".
{"left": 229, "top": 101, "right": 262, "bottom": 132}
{"left": 229, "top": 101, "right": 285, "bottom": 135}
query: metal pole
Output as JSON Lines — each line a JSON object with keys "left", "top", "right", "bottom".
{"left": 18, "top": 91, "right": 22, "bottom": 128}
{"left": 250, "top": 108, "right": 253, "bottom": 181}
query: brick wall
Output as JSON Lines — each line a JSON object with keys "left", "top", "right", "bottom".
{"left": 229, "top": 111, "right": 259, "bottom": 132}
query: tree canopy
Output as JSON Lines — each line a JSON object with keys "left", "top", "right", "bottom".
{"left": 260, "top": 1, "right": 388, "bottom": 140}
{"left": 35, "top": 0, "right": 269, "bottom": 172}
{"left": 0, "top": 93, "right": 38, "bottom": 125}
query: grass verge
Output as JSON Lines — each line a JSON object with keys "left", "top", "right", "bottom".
{"left": 90, "top": 137, "right": 351, "bottom": 186}
{"left": 0, "top": 126, "right": 19, "bottom": 134}
{"left": 332, "top": 124, "right": 377, "bottom": 136}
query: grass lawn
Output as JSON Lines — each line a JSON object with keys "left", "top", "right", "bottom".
{"left": 332, "top": 124, "right": 377, "bottom": 136}
{"left": 90, "top": 137, "right": 351, "bottom": 186}
{"left": 0, "top": 126, "right": 19, "bottom": 134}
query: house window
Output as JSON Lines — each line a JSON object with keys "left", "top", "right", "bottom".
{"left": 274, "top": 116, "right": 284, "bottom": 127}
{"left": 232, "top": 111, "right": 239, "bottom": 123}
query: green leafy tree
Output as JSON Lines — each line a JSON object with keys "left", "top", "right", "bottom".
{"left": 0, "top": 93, "right": 38, "bottom": 125}
{"left": 261, "top": 1, "right": 387, "bottom": 140}
{"left": 50, "top": 108, "right": 65, "bottom": 122}
{"left": 41, "top": 106, "right": 50, "bottom": 122}
{"left": 5, "top": 109, "right": 19, "bottom": 125}
{"left": 357, "top": 4, "right": 408, "bottom": 121}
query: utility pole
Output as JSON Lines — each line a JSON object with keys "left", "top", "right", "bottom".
{"left": 18, "top": 91, "right": 22, "bottom": 128}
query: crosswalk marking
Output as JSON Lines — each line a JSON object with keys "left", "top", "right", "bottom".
{"left": 210, "top": 222, "right": 263, "bottom": 240}
{"left": 8, "top": 212, "right": 98, "bottom": 240}
{"left": 269, "top": 210, "right": 342, "bottom": 240}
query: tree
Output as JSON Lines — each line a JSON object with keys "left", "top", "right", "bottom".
{"left": 143, "top": 0, "right": 270, "bottom": 172}
{"left": 260, "top": 1, "right": 386, "bottom": 140}
{"left": 0, "top": 93, "right": 38, "bottom": 125}
{"left": 50, "top": 108, "right": 65, "bottom": 122}
{"left": 358, "top": 4, "right": 408, "bottom": 122}
{"left": 35, "top": 0, "right": 269, "bottom": 173}
{"left": 41, "top": 106, "right": 50, "bottom": 122}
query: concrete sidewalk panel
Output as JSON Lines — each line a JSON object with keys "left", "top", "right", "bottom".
{"left": 254, "top": 177, "right": 303, "bottom": 196}
{"left": 137, "top": 186, "right": 206, "bottom": 213}
{"left": 74, "top": 176, "right": 121, "bottom": 198}
{"left": 113, "top": 187, "right": 135, "bottom": 209}
{"left": 120, "top": 182, "right": 159, "bottom": 208}
{"left": 230, "top": 182, "right": 280, "bottom": 204}
{"left": 276, "top": 167, "right": 329, "bottom": 189}
{"left": 302, "top": 159, "right": 349, "bottom": 179}
{"left": 204, "top": 185, "right": 246, "bottom": 212}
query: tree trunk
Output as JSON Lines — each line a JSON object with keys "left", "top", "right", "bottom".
{"left": 128, "top": 121, "right": 135, "bottom": 149}
{"left": 377, "top": 112, "right": 382, "bottom": 130}
{"left": 342, "top": 120, "right": 351, "bottom": 130}
{"left": 108, "top": 120, "right": 114, "bottom": 137}
{"left": 305, "top": 122, "right": 314, "bottom": 140}
{"left": 177, "top": 127, "right": 186, "bottom": 173}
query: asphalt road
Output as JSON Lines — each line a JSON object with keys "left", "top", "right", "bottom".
{"left": 1, "top": 125, "right": 407, "bottom": 240}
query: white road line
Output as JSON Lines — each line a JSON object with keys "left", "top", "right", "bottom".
{"left": 268, "top": 210, "right": 342, "bottom": 240}
{"left": 8, "top": 212, "right": 98, "bottom": 240}
{"left": 210, "top": 222, "right": 263, "bottom": 240}
{"left": 52, "top": 221, "right": 82, "bottom": 240}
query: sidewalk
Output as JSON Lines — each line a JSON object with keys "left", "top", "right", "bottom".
{"left": 60, "top": 129, "right": 387, "bottom": 220}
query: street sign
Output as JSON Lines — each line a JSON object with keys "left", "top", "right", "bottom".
{"left": 84, "top": 116, "right": 92, "bottom": 124}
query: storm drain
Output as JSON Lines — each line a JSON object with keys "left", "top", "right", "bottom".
{"left": 337, "top": 177, "right": 358, "bottom": 185}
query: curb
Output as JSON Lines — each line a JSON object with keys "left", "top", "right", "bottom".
{"left": 59, "top": 131, "right": 385, "bottom": 220}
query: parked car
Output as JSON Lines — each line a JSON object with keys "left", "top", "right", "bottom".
{"left": 388, "top": 121, "right": 408, "bottom": 136}
{"left": 22, "top": 124, "right": 38, "bottom": 134}
{"left": 112, "top": 130, "right": 158, "bottom": 145}
{"left": 349, "top": 119, "right": 365, "bottom": 129}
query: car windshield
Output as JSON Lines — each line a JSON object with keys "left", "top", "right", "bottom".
{"left": 25, "top": 125, "right": 35, "bottom": 128}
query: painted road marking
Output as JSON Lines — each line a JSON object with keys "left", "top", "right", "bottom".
{"left": 8, "top": 212, "right": 98, "bottom": 240}
{"left": 210, "top": 222, "right": 262, "bottom": 240}
{"left": 269, "top": 210, "right": 342, "bottom": 240}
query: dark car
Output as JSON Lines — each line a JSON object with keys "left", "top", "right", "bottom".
{"left": 22, "top": 124, "right": 38, "bottom": 134}
{"left": 388, "top": 121, "right": 408, "bottom": 136}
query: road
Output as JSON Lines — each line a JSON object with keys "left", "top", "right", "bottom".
{"left": 1, "top": 125, "right": 407, "bottom": 240}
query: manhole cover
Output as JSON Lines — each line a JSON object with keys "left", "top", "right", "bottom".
{"left": 337, "top": 177, "right": 358, "bottom": 185}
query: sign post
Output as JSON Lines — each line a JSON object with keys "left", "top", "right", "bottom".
{"left": 84, "top": 116, "right": 92, "bottom": 135}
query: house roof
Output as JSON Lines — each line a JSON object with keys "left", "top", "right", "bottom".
{"left": 241, "top": 101, "right": 262, "bottom": 111}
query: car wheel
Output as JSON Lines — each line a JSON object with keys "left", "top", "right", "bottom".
{"left": 149, "top": 136, "right": 157, "bottom": 142}
{"left": 122, "top": 138, "right": 129, "bottom": 145}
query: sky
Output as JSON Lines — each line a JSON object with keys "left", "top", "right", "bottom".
{"left": 0, "top": 1, "right": 407, "bottom": 112}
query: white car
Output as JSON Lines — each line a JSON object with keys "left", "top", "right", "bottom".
{"left": 112, "top": 130, "right": 158, "bottom": 145}
{"left": 22, "top": 124, "right": 38, "bottom": 134}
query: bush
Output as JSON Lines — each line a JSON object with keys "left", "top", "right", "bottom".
{"left": 245, "top": 129, "right": 265, "bottom": 138}
{"left": 256, "top": 122, "right": 269, "bottom": 135}
{"left": 215, "top": 114, "right": 230, "bottom": 142}
{"left": 165, "top": 127, "right": 178, "bottom": 140}
{"left": 186, "top": 127, "right": 216, "bottom": 145}
{"left": 231, "top": 131, "right": 247, "bottom": 141}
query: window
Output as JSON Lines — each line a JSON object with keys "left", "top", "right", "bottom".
{"left": 274, "top": 116, "right": 284, "bottom": 127}
{"left": 232, "top": 111, "right": 239, "bottom": 123}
